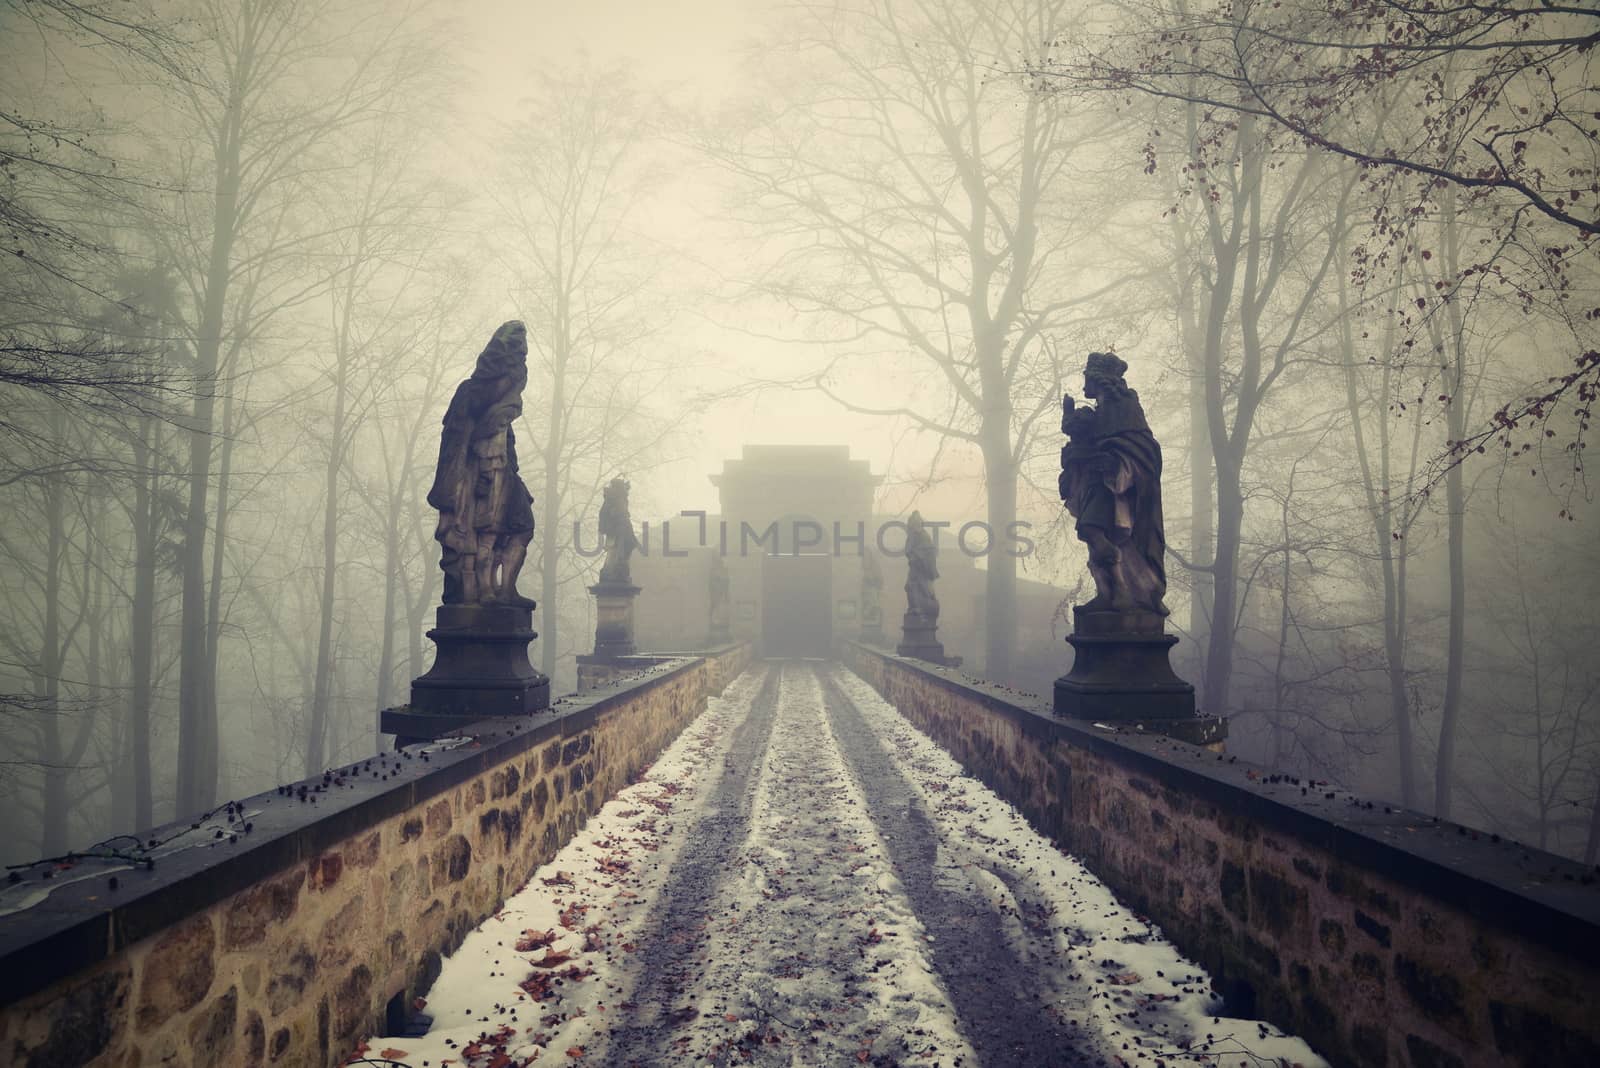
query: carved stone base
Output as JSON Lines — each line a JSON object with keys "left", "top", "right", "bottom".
{"left": 898, "top": 613, "right": 960, "bottom": 667}
{"left": 383, "top": 603, "right": 550, "bottom": 747}
{"left": 1054, "top": 608, "right": 1197, "bottom": 721}
{"left": 590, "top": 581, "right": 641, "bottom": 657}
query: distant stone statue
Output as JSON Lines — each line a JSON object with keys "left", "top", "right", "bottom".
{"left": 597, "top": 477, "right": 640, "bottom": 585}
{"left": 1059, "top": 351, "right": 1168, "bottom": 615}
{"left": 897, "top": 511, "right": 953, "bottom": 664}
{"left": 904, "top": 511, "right": 939, "bottom": 621}
{"left": 428, "top": 321, "right": 536, "bottom": 607}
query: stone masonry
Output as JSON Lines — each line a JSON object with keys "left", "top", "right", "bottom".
{"left": 0, "top": 643, "right": 751, "bottom": 1068}
{"left": 844, "top": 641, "right": 1600, "bottom": 1068}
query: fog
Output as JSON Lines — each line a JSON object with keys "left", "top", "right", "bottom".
{"left": 2, "top": 0, "right": 1596, "bottom": 869}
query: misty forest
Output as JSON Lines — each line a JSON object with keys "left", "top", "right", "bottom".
{"left": 2, "top": 0, "right": 1598, "bottom": 909}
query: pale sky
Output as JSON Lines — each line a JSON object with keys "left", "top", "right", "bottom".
{"left": 456, "top": 0, "right": 982, "bottom": 521}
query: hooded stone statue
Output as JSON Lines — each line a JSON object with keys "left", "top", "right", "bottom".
{"left": 428, "top": 321, "right": 537, "bottom": 607}
{"left": 597, "top": 477, "right": 640, "bottom": 585}
{"left": 904, "top": 511, "right": 940, "bottom": 621}
{"left": 1059, "top": 351, "right": 1168, "bottom": 615}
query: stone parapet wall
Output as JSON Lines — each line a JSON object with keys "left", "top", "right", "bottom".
{"left": 843, "top": 642, "right": 1600, "bottom": 1068}
{"left": 0, "top": 643, "right": 750, "bottom": 1068}
{"left": 575, "top": 644, "right": 751, "bottom": 695}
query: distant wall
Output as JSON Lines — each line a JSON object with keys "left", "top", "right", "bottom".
{"left": 844, "top": 641, "right": 1600, "bottom": 1068}
{"left": 0, "top": 642, "right": 751, "bottom": 1068}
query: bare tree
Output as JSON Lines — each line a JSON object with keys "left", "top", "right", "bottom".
{"left": 129, "top": 0, "right": 442, "bottom": 812}
{"left": 490, "top": 64, "right": 676, "bottom": 689}
{"left": 696, "top": 0, "right": 1132, "bottom": 679}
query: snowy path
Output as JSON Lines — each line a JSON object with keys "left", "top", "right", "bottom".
{"left": 362, "top": 663, "right": 1326, "bottom": 1068}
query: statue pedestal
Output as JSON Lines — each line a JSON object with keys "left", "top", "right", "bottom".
{"left": 589, "top": 581, "right": 640, "bottom": 658}
{"left": 709, "top": 619, "right": 732, "bottom": 646}
{"left": 1054, "top": 609, "right": 1220, "bottom": 742}
{"left": 859, "top": 610, "right": 885, "bottom": 646}
{"left": 383, "top": 604, "right": 550, "bottom": 747}
{"left": 898, "top": 612, "right": 960, "bottom": 667}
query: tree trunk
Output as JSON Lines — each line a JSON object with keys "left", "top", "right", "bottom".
{"left": 376, "top": 493, "right": 403, "bottom": 716}
{"left": 176, "top": 100, "right": 244, "bottom": 816}
{"left": 129, "top": 409, "right": 157, "bottom": 829}
{"left": 541, "top": 336, "right": 566, "bottom": 678}
{"left": 202, "top": 385, "right": 237, "bottom": 800}
{"left": 1341, "top": 266, "right": 1417, "bottom": 808}
{"left": 1203, "top": 453, "right": 1243, "bottom": 715}
{"left": 1585, "top": 774, "right": 1600, "bottom": 864}
{"left": 39, "top": 465, "right": 67, "bottom": 854}
{"left": 1434, "top": 188, "right": 1469, "bottom": 819}
{"left": 1169, "top": 187, "right": 1214, "bottom": 672}
{"left": 981, "top": 435, "right": 1017, "bottom": 680}
{"left": 308, "top": 336, "right": 351, "bottom": 776}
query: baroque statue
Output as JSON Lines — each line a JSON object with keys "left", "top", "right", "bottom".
{"left": 428, "top": 321, "right": 536, "bottom": 608}
{"left": 597, "top": 477, "right": 640, "bottom": 585}
{"left": 1059, "top": 351, "right": 1168, "bottom": 616}
{"left": 904, "top": 511, "right": 939, "bottom": 622}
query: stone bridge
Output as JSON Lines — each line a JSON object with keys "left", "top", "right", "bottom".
{"left": 2, "top": 642, "right": 1598, "bottom": 1067}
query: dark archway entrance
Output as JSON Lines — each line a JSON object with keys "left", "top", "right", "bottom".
{"left": 762, "top": 553, "right": 831, "bottom": 658}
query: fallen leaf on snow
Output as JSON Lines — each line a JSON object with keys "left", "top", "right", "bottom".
{"left": 515, "top": 928, "right": 557, "bottom": 952}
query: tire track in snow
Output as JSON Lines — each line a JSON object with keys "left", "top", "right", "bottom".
{"left": 828, "top": 665, "right": 1329, "bottom": 1068}
{"left": 819, "top": 668, "right": 1089, "bottom": 1067}
{"left": 602, "top": 661, "right": 975, "bottom": 1067}
{"left": 364, "top": 663, "right": 773, "bottom": 1067}
{"left": 594, "top": 662, "right": 787, "bottom": 1064}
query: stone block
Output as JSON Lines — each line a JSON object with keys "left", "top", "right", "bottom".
{"left": 266, "top": 942, "right": 316, "bottom": 1017}
{"left": 1394, "top": 955, "right": 1467, "bottom": 1035}
{"left": 308, "top": 852, "right": 343, "bottom": 892}
{"left": 269, "top": 1026, "right": 290, "bottom": 1062}
{"left": 1489, "top": 999, "right": 1600, "bottom": 1066}
{"left": 333, "top": 965, "right": 373, "bottom": 1041}
{"left": 434, "top": 835, "right": 471, "bottom": 884}
{"left": 1349, "top": 1022, "right": 1387, "bottom": 1066}
{"left": 1248, "top": 867, "right": 1307, "bottom": 939}
{"left": 347, "top": 831, "right": 381, "bottom": 869}
{"left": 224, "top": 870, "right": 304, "bottom": 950}
{"left": 1405, "top": 1032, "right": 1465, "bottom": 1068}
{"left": 1318, "top": 918, "right": 1346, "bottom": 956}
{"left": 1220, "top": 862, "right": 1248, "bottom": 920}
{"left": 136, "top": 914, "right": 215, "bottom": 1032}
{"left": 20, "top": 965, "right": 130, "bottom": 1067}
{"left": 318, "top": 897, "right": 365, "bottom": 970}
{"left": 244, "top": 1010, "right": 265, "bottom": 1068}
{"left": 188, "top": 984, "right": 237, "bottom": 1068}
{"left": 1354, "top": 909, "right": 1391, "bottom": 949}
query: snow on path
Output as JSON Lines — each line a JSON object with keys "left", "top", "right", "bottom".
{"left": 360, "top": 665, "right": 772, "bottom": 1067}
{"left": 828, "top": 666, "right": 1329, "bottom": 1068}
{"left": 360, "top": 662, "right": 1326, "bottom": 1068}
{"left": 617, "top": 661, "right": 976, "bottom": 1066}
